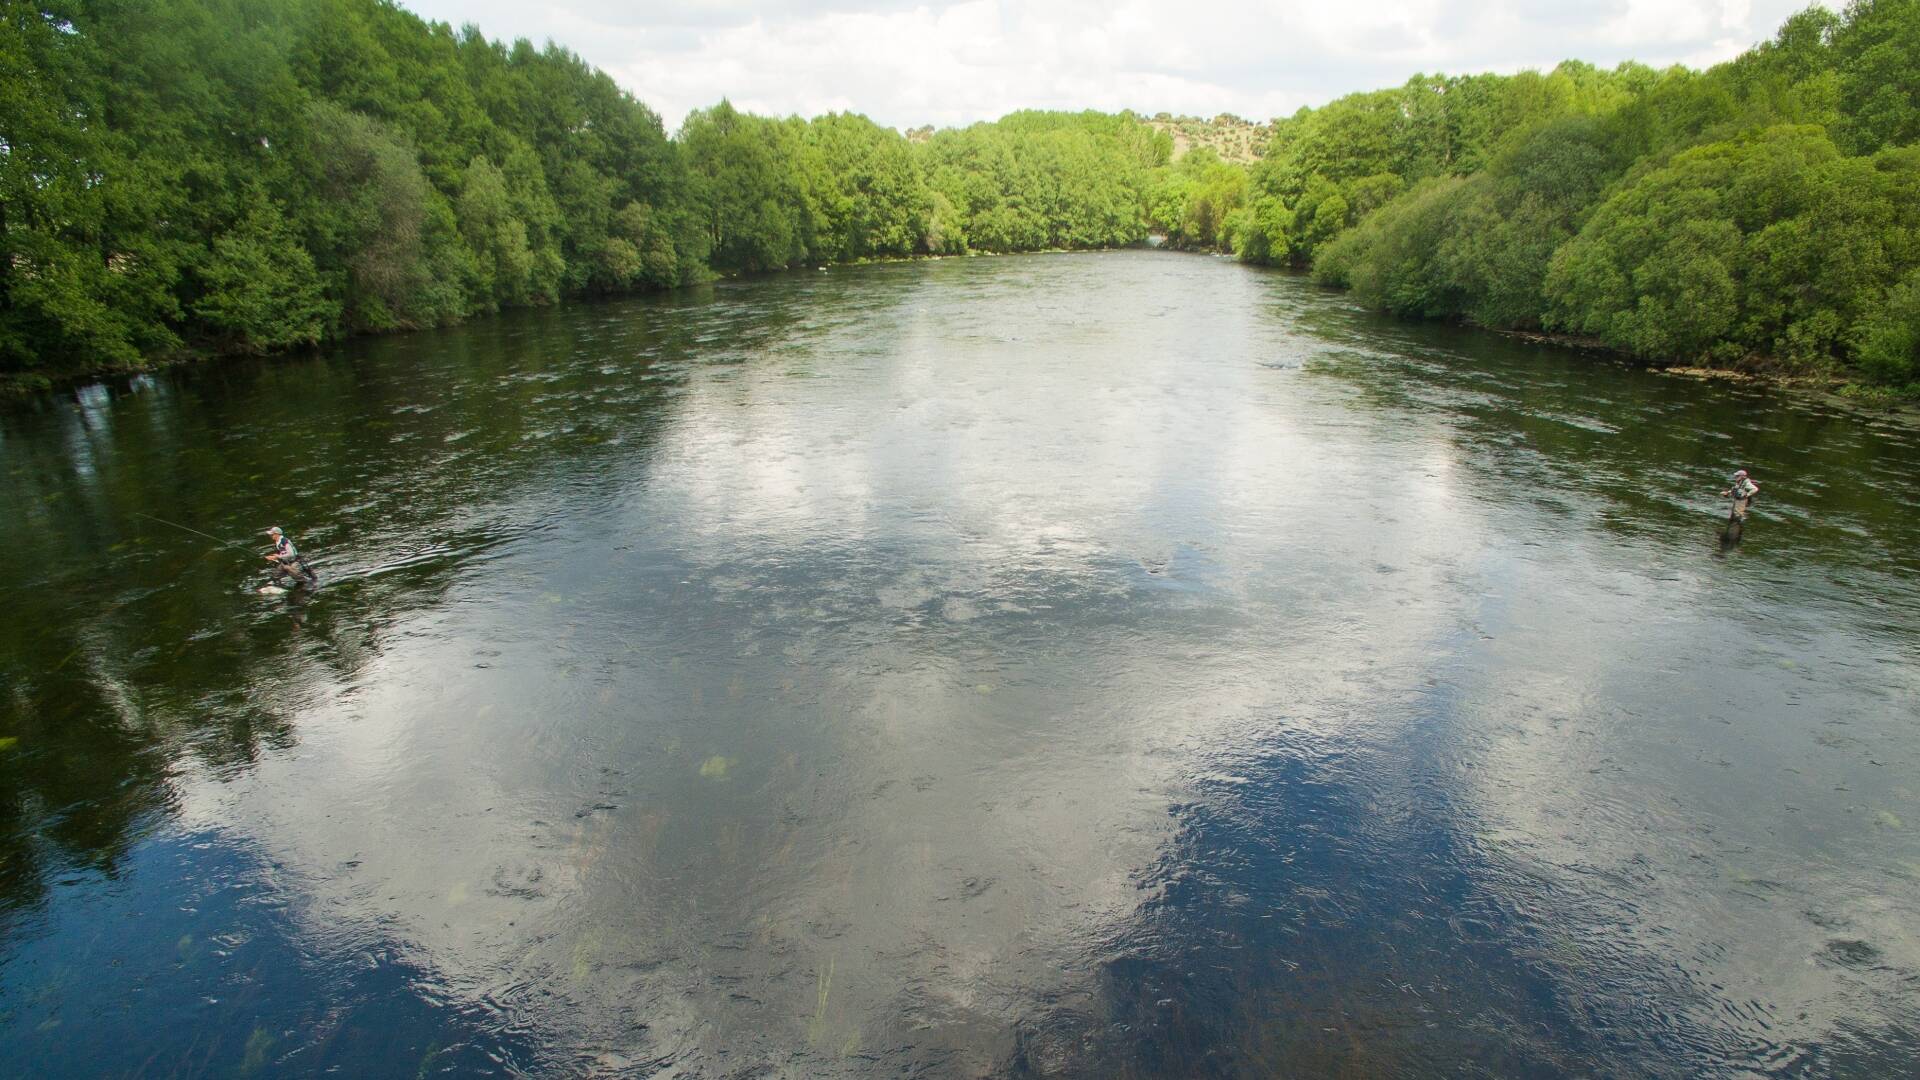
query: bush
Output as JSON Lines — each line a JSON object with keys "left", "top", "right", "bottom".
{"left": 1855, "top": 269, "right": 1920, "bottom": 385}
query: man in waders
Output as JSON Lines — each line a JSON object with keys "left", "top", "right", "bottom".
{"left": 1720, "top": 469, "right": 1760, "bottom": 520}
{"left": 265, "top": 526, "right": 318, "bottom": 588}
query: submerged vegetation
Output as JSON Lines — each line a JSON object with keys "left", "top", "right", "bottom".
{"left": 4, "top": 0, "right": 1920, "bottom": 390}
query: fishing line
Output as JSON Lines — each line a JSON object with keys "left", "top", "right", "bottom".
{"left": 133, "top": 512, "right": 256, "bottom": 553}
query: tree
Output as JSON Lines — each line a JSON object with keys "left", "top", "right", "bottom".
{"left": 1854, "top": 267, "right": 1920, "bottom": 385}
{"left": 458, "top": 155, "right": 534, "bottom": 308}
{"left": 593, "top": 201, "right": 680, "bottom": 290}
{"left": 193, "top": 195, "right": 335, "bottom": 350}
{"left": 1545, "top": 125, "right": 1920, "bottom": 368}
{"left": 679, "top": 101, "right": 808, "bottom": 272}
{"left": 300, "top": 100, "right": 468, "bottom": 330}
{"left": 1834, "top": 0, "right": 1920, "bottom": 152}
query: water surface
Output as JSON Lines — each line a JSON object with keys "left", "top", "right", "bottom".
{"left": 3, "top": 251, "right": 1918, "bottom": 1077}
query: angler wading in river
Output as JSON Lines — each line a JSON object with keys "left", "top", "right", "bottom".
{"left": 264, "top": 526, "right": 319, "bottom": 589}
{"left": 1718, "top": 468, "right": 1762, "bottom": 547}
{"left": 1722, "top": 469, "right": 1760, "bottom": 520}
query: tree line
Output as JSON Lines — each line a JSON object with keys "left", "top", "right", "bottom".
{"left": 1165, "top": 2, "right": 1920, "bottom": 390}
{"left": 0, "top": 0, "right": 1174, "bottom": 384}
{"left": 4, "top": 0, "right": 1918, "bottom": 389}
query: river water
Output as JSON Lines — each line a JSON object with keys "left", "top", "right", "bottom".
{"left": 2, "top": 251, "right": 1917, "bottom": 1077}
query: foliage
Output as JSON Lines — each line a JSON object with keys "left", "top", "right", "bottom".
{"left": 8, "top": 0, "right": 1920, "bottom": 390}
{"left": 1236, "top": 1, "right": 1920, "bottom": 385}
{"left": 0, "top": 0, "right": 1185, "bottom": 379}
{"left": 919, "top": 111, "right": 1168, "bottom": 253}
{"left": 1228, "top": 61, "right": 1654, "bottom": 269}
{"left": 192, "top": 195, "right": 335, "bottom": 350}
{"left": 678, "top": 102, "right": 811, "bottom": 273}
{"left": 1148, "top": 148, "right": 1246, "bottom": 249}
{"left": 1853, "top": 267, "right": 1920, "bottom": 385}
{"left": 2, "top": 0, "right": 692, "bottom": 374}
{"left": 1542, "top": 126, "right": 1920, "bottom": 368}
{"left": 1312, "top": 116, "right": 1628, "bottom": 328}
{"left": 1835, "top": 0, "right": 1920, "bottom": 152}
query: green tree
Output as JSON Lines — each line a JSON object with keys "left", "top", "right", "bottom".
{"left": 458, "top": 155, "right": 535, "bottom": 308}
{"left": 301, "top": 100, "right": 466, "bottom": 330}
{"left": 680, "top": 101, "right": 809, "bottom": 272}
{"left": 1545, "top": 125, "right": 1920, "bottom": 367}
{"left": 1854, "top": 267, "right": 1920, "bottom": 385}
{"left": 1225, "top": 195, "right": 1293, "bottom": 264}
{"left": 805, "top": 113, "right": 928, "bottom": 259}
{"left": 192, "top": 195, "right": 335, "bottom": 350}
{"left": 1834, "top": 0, "right": 1920, "bottom": 152}
{"left": 593, "top": 201, "right": 680, "bottom": 290}
{"left": 916, "top": 111, "right": 1160, "bottom": 253}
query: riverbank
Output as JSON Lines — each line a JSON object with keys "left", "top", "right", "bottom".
{"left": 1263, "top": 256, "right": 1915, "bottom": 404}
{"left": 1, "top": 246, "right": 1155, "bottom": 405}
{"left": 1485, "top": 329, "right": 1915, "bottom": 406}
{"left": 1, "top": 342, "right": 310, "bottom": 404}
{"left": 10, "top": 248, "right": 1914, "bottom": 409}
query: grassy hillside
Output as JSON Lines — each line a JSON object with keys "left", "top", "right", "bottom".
{"left": 1146, "top": 113, "right": 1270, "bottom": 164}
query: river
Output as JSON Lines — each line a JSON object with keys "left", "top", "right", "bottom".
{"left": 3, "top": 251, "right": 1917, "bottom": 1077}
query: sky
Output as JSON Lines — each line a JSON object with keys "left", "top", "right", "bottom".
{"left": 396, "top": 0, "right": 1828, "bottom": 134}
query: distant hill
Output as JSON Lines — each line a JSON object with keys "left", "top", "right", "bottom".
{"left": 1145, "top": 113, "right": 1270, "bottom": 163}
{"left": 905, "top": 114, "right": 1270, "bottom": 164}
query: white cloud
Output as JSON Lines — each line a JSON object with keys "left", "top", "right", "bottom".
{"left": 397, "top": 0, "right": 1830, "bottom": 132}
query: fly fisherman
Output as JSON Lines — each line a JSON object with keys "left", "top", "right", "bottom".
{"left": 1720, "top": 469, "right": 1760, "bottom": 520}
{"left": 265, "top": 526, "right": 318, "bottom": 587}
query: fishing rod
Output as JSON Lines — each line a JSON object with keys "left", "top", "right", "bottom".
{"left": 133, "top": 512, "right": 258, "bottom": 553}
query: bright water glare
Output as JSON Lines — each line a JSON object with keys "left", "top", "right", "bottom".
{"left": 2, "top": 252, "right": 1918, "bottom": 1077}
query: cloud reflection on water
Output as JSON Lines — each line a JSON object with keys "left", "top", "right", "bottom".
{"left": 9, "top": 252, "right": 1917, "bottom": 1076}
